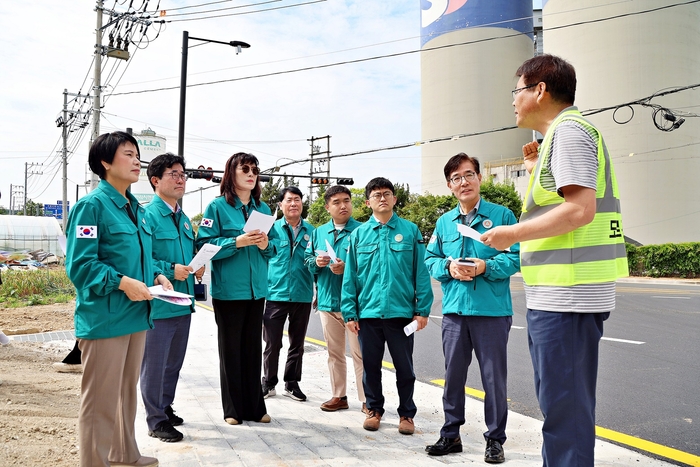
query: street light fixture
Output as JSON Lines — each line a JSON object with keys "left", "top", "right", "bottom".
{"left": 178, "top": 31, "right": 250, "bottom": 158}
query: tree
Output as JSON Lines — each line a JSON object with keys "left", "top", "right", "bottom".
{"left": 350, "top": 188, "right": 372, "bottom": 222}
{"left": 14, "top": 200, "right": 44, "bottom": 217}
{"left": 190, "top": 213, "right": 203, "bottom": 235}
{"left": 306, "top": 185, "right": 330, "bottom": 227}
{"left": 480, "top": 179, "right": 523, "bottom": 219}
{"left": 399, "top": 193, "right": 457, "bottom": 242}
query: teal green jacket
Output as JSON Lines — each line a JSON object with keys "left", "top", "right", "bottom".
{"left": 144, "top": 195, "right": 196, "bottom": 319}
{"left": 66, "top": 180, "right": 160, "bottom": 339}
{"left": 195, "top": 195, "right": 278, "bottom": 301}
{"left": 424, "top": 200, "right": 520, "bottom": 317}
{"left": 304, "top": 217, "right": 362, "bottom": 312}
{"left": 267, "top": 218, "right": 315, "bottom": 303}
{"left": 341, "top": 214, "right": 433, "bottom": 321}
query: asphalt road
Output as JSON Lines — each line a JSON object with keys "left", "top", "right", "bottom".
{"left": 304, "top": 276, "right": 700, "bottom": 464}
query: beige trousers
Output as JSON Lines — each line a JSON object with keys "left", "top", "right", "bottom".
{"left": 319, "top": 311, "right": 365, "bottom": 402}
{"left": 78, "top": 331, "right": 146, "bottom": 467}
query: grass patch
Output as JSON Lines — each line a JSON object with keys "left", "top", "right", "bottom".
{"left": 0, "top": 267, "right": 76, "bottom": 308}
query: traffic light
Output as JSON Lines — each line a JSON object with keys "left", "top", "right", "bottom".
{"left": 188, "top": 165, "right": 214, "bottom": 180}
{"left": 311, "top": 178, "right": 329, "bottom": 184}
{"left": 336, "top": 178, "right": 354, "bottom": 185}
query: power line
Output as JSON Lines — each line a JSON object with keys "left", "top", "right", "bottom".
{"left": 161, "top": 0, "right": 326, "bottom": 23}
{"left": 107, "top": 0, "right": 700, "bottom": 98}
{"left": 152, "top": 0, "right": 280, "bottom": 18}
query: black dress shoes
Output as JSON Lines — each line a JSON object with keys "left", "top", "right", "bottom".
{"left": 425, "top": 436, "right": 463, "bottom": 456}
{"left": 485, "top": 438, "right": 505, "bottom": 463}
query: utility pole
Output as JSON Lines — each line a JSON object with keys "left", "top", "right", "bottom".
{"left": 10, "top": 184, "right": 24, "bottom": 215}
{"left": 58, "top": 89, "right": 90, "bottom": 229}
{"left": 90, "top": 0, "right": 104, "bottom": 190}
{"left": 308, "top": 135, "right": 331, "bottom": 202}
{"left": 62, "top": 89, "right": 68, "bottom": 230}
{"left": 24, "top": 163, "right": 43, "bottom": 216}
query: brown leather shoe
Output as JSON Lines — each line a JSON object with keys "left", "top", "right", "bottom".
{"left": 320, "top": 396, "right": 349, "bottom": 412}
{"left": 398, "top": 416, "right": 414, "bottom": 435}
{"left": 361, "top": 402, "right": 368, "bottom": 414}
{"left": 363, "top": 410, "right": 382, "bottom": 431}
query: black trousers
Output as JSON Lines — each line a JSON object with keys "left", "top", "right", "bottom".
{"left": 358, "top": 317, "right": 417, "bottom": 418}
{"left": 262, "top": 301, "right": 312, "bottom": 387}
{"left": 213, "top": 298, "right": 267, "bottom": 421}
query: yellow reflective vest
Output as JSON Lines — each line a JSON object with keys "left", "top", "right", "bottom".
{"left": 520, "top": 108, "right": 628, "bottom": 286}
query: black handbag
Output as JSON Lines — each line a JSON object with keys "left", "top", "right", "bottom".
{"left": 194, "top": 280, "right": 207, "bottom": 301}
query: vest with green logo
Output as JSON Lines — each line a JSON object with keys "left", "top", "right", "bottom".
{"left": 520, "top": 108, "right": 628, "bottom": 286}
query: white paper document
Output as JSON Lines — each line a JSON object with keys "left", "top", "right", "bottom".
{"left": 324, "top": 239, "right": 338, "bottom": 263}
{"left": 148, "top": 285, "right": 193, "bottom": 307}
{"left": 188, "top": 244, "right": 221, "bottom": 271}
{"left": 403, "top": 320, "right": 418, "bottom": 336}
{"left": 455, "top": 223, "right": 510, "bottom": 251}
{"left": 243, "top": 210, "right": 276, "bottom": 234}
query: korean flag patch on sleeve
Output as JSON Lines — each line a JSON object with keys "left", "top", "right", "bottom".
{"left": 77, "top": 225, "right": 97, "bottom": 238}
{"left": 201, "top": 218, "right": 214, "bottom": 228}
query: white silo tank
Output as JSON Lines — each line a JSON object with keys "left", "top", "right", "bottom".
{"left": 542, "top": 0, "right": 700, "bottom": 245}
{"left": 133, "top": 128, "right": 167, "bottom": 205}
{"left": 420, "top": 0, "right": 535, "bottom": 195}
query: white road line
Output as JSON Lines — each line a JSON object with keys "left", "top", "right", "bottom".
{"left": 602, "top": 337, "right": 645, "bottom": 345}
{"left": 650, "top": 296, "right": 690, "bottom": 299}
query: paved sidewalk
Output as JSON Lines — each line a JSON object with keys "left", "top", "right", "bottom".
{"left": 130, "top": 307, "right": 676, "bottom": 467}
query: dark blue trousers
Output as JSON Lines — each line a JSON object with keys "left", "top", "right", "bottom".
{"left": 262, "top": 301, "right": 312, "bottom": 387}
{"left": 527, "top": 309, "right": 609, "bottom": 467}
{"left": 140, "top": 313, "right": 191, "bottom": 431}
{"left": 358, "top": 318, "right": 417, "bottom": 418}
{"left": 441, "top": 314, "right": 511, "bottom": 443}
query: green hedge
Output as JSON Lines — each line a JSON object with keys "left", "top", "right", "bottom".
{"left": 626, "top": 242, "right": 700, "bottom": 278}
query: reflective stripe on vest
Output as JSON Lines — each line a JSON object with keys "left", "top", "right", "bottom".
{"left": 520, "top": 109, "right": 628, "bottom": 286}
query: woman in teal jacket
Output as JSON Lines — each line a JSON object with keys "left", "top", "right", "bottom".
{"left": 196, "top": 152, "right": 277, "bottom": 425}
{"left": 65, "top": 131, "right": 171, "bottom": 467}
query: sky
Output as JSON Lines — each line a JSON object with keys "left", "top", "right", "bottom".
{"left": 0, "top": 1, "right": 428, "bottom": 217}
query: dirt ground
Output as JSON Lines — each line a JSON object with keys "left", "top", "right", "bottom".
{"left": 0, "top": 302, "right": 80, "bottom": 466}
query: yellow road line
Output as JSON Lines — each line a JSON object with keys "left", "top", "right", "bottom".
{"left": 596, "top": 426, "right": 700, "bottom": 466}
{"left": 302, "top": 334, "right": 397, "bottom": 369}
{"left": 429, "top": 379, "right": 699, "bottom": 466}
{"left": 200, "top": 305, "right": 699, "bottom": 465}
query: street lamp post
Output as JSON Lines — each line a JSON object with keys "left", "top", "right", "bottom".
{"left": 178, "top": 31, "right": 250, "bottom": 157}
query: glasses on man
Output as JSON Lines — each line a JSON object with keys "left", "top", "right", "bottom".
{"left": 239, "top": 165, "right": 260, "bottom": 175}
{"left": 369, "top": 191, "right": 394, "bottom": 201}
{"left": 511, "top": 83, "right": 537, "bottom": 99}
{"left": 449, "top": 172, "right": 478, "bottom": 185}
{"left": 165, "top": 171, "right": 188, "bottom": 181}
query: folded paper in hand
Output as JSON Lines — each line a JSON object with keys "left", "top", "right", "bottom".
{"left": 148, "top": 285, "right": 193, "bottom": 306}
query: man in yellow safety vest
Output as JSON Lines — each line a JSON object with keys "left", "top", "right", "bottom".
{"left": 481, "top": 54, "right": 628, "bottom": 467}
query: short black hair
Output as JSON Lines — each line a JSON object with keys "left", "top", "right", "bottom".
{"left": 516, "top": 54, "right": 576, "bottom": 105}
{"left": 88, "top": 131, "right": 140, "bottom": 179}
{"left": 364, "top": 177, "right": 394, "bottom": 199}
{"left": 278, "top": 186, "right": 304, "bottom": 202}
{"left": 147, "top": 152, "right": 186, "bottom": 190}
{"left": 324, "top": 185, "right": 352, "bottom": 204}
{"left": 443, "top": 153, "right": 480, "bottom": 180}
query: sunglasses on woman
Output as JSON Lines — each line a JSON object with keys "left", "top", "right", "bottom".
{"left": 239, "top": 165, "right": 260, "bottom": 175}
